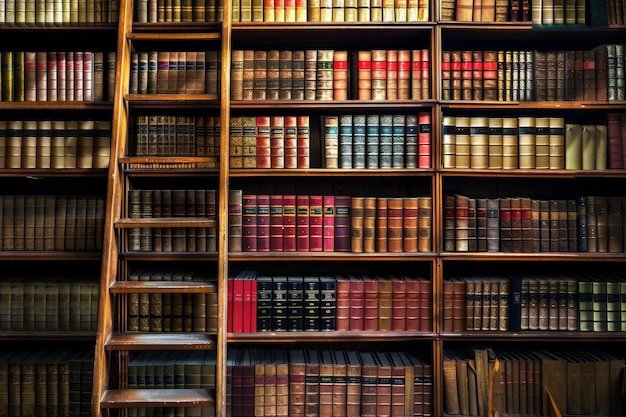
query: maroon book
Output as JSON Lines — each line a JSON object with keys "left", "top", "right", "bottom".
{"left": 349, "top": 275, "right": 365, "bottom": 331}
{"left": 256, "top": 194, "right": 270, "bottom": 251}
{"left": 309, "top": 195, "right": 323, "bottom": 252}
{"left": 297, "top": 195, "right": 310, "bottom": 251}
{"left": 283, "top": 194, "right": 297, "bottom": 251}
{"left": 242, "top": 194, "right": 257, "bottom": 252}
{"left": 334, "top": 195, "right": 351, "bottom": 252}
{"left": 270, "top": 195, "right": 284, "bottom": 251}
{"left": 323, "top": 195, "right": 335, "bottom": 252}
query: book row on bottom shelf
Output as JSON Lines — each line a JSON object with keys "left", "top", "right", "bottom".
{"left": 0, "top": 349, "right": 94, "bottom": 417}
{"left": 443, "top": 344, "right": 626, "bottom": 417}
{"left": 227, "top": 346, "right": 434, "bottom": 417}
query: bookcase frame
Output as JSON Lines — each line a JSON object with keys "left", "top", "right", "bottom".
{"left": 81, "top": 0, "right": 626, "bottom": 415}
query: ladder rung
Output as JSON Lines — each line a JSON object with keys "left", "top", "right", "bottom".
{"left": 100, "top": 388, "right": 214, "bottom": 408}
{"left": 105, "top": 333, "right": 215, "bottom": 350}
{"left": 110, "top": 280, "right": 216, "bottom": 293}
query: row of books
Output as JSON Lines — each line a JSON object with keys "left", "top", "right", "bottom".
{"left": 0, "top": 195, "right": 105, "bottom": 251}
{"left": 229, "top": 115, "right": 310, "bottom": 169}
{"left": 234, "top": 194, "right": 432, "bottom": 253}
{"left": 134, "top": 0, "right": 224, "bottom": 22}
{"left": 443, "top": 194, "right": 626, "bottom": 253}
{"left": 227, "top": 272, "right": 433, "bottom": 333}
{"left": 129, "top": 51, "right": 220, "bottom": 95}
{"left": 0, "top": 277, "right": 99, "bottom": 332}
{"left": 125, "top": 269, "right": 218, "bottom": 333}
{"left": 127, "top": 226, "right": 217, "bottom": 252}
{"left": 441, "top": 45, "right": 625, "bottom": 102}
{"left": 0, "top": 350, "right": 94, "bottom": 417}
{"left": 605, "top": 0, "right": 626, "bottom": 25}
{"left": 228, "top": 347, "right": 434, "bottom": 417}
{"left": 0, "top": 0, "right": 119, "bottom": 24}
{"left": 0, "top": 119, "right": 111, "bottom": 169}
{"left": 128, "top": 350, "right": 216, "bottom": 389}
{"left": 441, "top": 115, "right": 617, "bottom": 170}
{"left": 443, "top": 347, "right": 625, "bottom": 417}
{"left": 441, "top": 0, "right": 588, "bottom": 23}
{"left": 230, "top": 48, "right": 431, "bottom": 101}
{"left": 322, "top": 113, "right": 431, "bottom": 169}
{"left": 231, "top": 0, "right": 430, "bottom": 22}
{"left": 0, "top": 50, "right": 116, "bottom": 102}
{"left": 129, "top": 115, "right": 220, "bottom": 158}
{"left": 443, "top": 274, "right": 626, "bottom": 333}
{"left": 227, "top": 272, "right": 336, "bottom": 333}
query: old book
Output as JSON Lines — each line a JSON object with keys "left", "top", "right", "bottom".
{"left": 283, "top": 195, "right": 297, "bottom": 251}
{"left": 297, "top": 195, "right": 310, "bottom": 251}
{"left": 309, "top": 195, "right": 323, "bottom": 252}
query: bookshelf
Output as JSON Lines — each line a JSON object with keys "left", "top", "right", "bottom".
{"left": 91, "top": 0, "right": 625, "bottom": 413}
{"left": 0, "top": 2, "right": 118, "bottom": 415}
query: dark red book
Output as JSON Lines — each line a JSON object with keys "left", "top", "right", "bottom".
{"left": 375, "top": 351, "right": 393, "bottom": 417}
{"left": 256, "top": 194, "right": 270, "bottom": 251}
{"left": 390, "top": 275, "right": 407, "bottom": 331}
{"left": 335, "top": 275, "right": 351, "bottom": 331}
{"left": 242, "top": 274, "right": 252, "bottom": 332}
{"left": 249, "top": 277, "right": 258, "bottom": 332}
{"left": 305, "top": 349, "right": 320, "bottom": 417}
{"left": 288, "top": 349, "right": 306, "bottom": 417}
{"left": 363, "top": 276, "right": 379, "bottom": 331}
{"left": 418, "top": 111, "right": 432, "bottom": 168}
{"left": 334, "top": 195, "right": 351, "bottom": 252}
{"left": 242, "top": 194, "right": 257, "bottom": 252}
{"left": 405, "top": 276, "right": 420, "bottom": 332}
{"left": 233, "top": 275, "right": 244, "bottom": 333}
{"left": 418, "top": 277, "right": 432, "bottom": 331}
{"left": 309, "top": 195, "right": 323, "bottom": 252}
{"left": 323, "top": 196, "right": 335, "bottom": 252}
{"left": 349, "top": 275, "right": 365, "bottom": 330}
{"left": 296, "top": 195, "right": 310, "bottom": 251}
{"left": 442, "top": 279, "right": 454, "bottom": 332}
{"left": 283, "top": 195, "right": 297, "bottom": 251}
{"left": 227, "top": 277, "right": 234, "bottom": 332}
{"left": 270, "top": 195, "right": 284, "bottom": 251}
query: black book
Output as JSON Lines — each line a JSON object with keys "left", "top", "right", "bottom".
{"left": 272, "top": 276, "right": 288, "bottom": 331}
{"left": 303, "top": 276, "right": 321, "bottom": 331}
{"left": 319, "top": 276, "right": 336, "bottom": 331}
{"left": 287, "top": 276, "right": 304, "bottom": 331}
{"left": 509, "top": 275, "right": 523, "bottom": 332}
{"left": 256, "top": 276, "right": 273, "bottom": 331}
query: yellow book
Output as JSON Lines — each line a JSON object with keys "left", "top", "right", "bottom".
{"left": 264, "top": 0, "right": 274, "bottom": 20}
{"left": 1, "top": 52, "right": 13, "bottom": 101}
{"left": 308, "top": 0, "right": 320, "bottom": 20}
{"left": 13, "top": 52, "right": 24, "bottom": 102}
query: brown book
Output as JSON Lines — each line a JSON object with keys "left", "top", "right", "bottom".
{"left": 363, "top": 276, "right": 379, "bottom": 331}
{"left": 456, "top": 0, "right": 474, "bottom": 20}
{"left": 461, "top": 50, "right": 473, "bottom": 100}
{"left": 363, "top": 197, "right": 376, "bottom": 253}
{"left": 450, "top": 50, "right": 462, "bottom": 100}
{"left": 377, "top": 277, "right": 393, "bottom": 330}
{"left": 499, "top": 198, "right": 511, "bottom": 252}
{"left": 510, "top": 197, "right": 522, "bottom": 253}
{"left": 242, "top": 50, "right": 255, "bottom": 100}
{"left": 266, "top": 50, "right": 280, "bottom": 100}
{"left": 345, "top": 350, "right": 362, "bottom": 417}
{"left": 417, "top": 197, "right": 432, "bottom": 252}
{"left": 442, "top": 354, "right": 460, "bottom": 414}
{"left": 359, "top": 351, "right": 378, "bottom": 417}
{"left": 253, "top": 50, "right": 268, "bottom": 100}
{"left": 402, "top": 197, "right": 418, "bottom": 252}
{"left": 350, "top": 197, "right": 364, "bottom": 253}
{"left": 231, "top": 50, "right": 244, "bottom": 100}
{"left": 375, "top": 197, "right": 388, "bottom": 252}
{"left": 404, "top": 277, "right": 420, "bottom": 332}
{"left": 595, "top": 195, "right": 608, "bottom": 252}
{"left": 387, "top": 198, "right": 404, "bottom": 253}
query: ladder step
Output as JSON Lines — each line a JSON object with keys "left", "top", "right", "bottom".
{"left": 101, "top": 389, "right": 214, "bottom": 408}
{"left": 105, "top": 333, "right": 215, "bottom": 350}
{"left": 110, "top": 280, "right": 216, "bottom": 293}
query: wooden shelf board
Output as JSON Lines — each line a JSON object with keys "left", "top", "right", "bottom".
{"left": 438, "top": 169, "right": 626, "bottom": 178}
{"left": 0, "top": 168, "right": 108, "bottom": 177}
{"left": 441, "top": 331, "right": 626, "bottom": 342}
{"left": 105, "top": 333, "right": 215, "bottom": 350}
{"left": 100, "top": 389, "right": 214, "bottom": 408}
{"left": 0, "top": 101, "right": 114, "bottom": 110}
{"left": 229, "top": 252, "right": 437, "bottom": 261}
{"left": 119, "top": 252, "right": 218, "bottom": 261}
{"left": 110, "top": 280, "right": 217, "bottom": 293}
{"left": 114, "top": 217, "right": 217, "bottom": 228}
{"left": 229, "top": 168, "right": 435, "bottom": 177}
{"left": 0, "top": 331, "right": 96, "bottom": 341}
{"left": 128, "top": 32, "right": 221, "bottom": 40}
{"left": 230, "top": 99, "right": 437, "bottom": 109}
{"left": 438, "top": 252, "right": 626, "bottom": 261}
{"left": 439, "top": 100, "right": 626, "bottom": 109}
{"left": 229, "top": 331, "right": 438, "bottom": 343}
{"left": 0, "top": 251, "right": 102, "bottom": 261}
{"left": 124, "top": 94, "right": 219, "bottom": 103}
